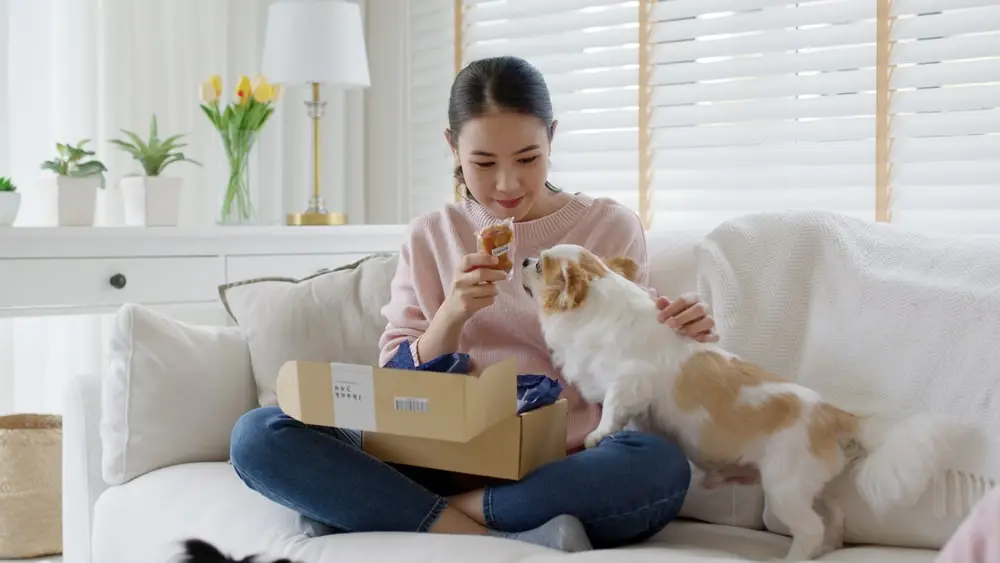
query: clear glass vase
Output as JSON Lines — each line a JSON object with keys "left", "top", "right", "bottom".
{"left": 218, "top": 138, "right": 261, "bottom": 226}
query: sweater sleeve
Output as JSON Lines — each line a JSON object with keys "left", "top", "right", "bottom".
{"left": 377, "top": 222, "right": 435, "bottom": 367}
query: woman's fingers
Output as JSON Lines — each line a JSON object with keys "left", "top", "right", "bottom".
{"left": 460, "top": 253, "right": 499, "bottom": 271}
{"left": 668, "top": 301, "right": 708, "bottom": 328}
{"left": 457, "top": 266, "right": 508, "bottom": 287}
{"left": 465, "top": 283, "right": 499, "bottom": 299}
{"left": 659, "top": 293, "right": 696, "bottom": 321}
{"left": 681, "top": 317, "right": 715, "bottom": 337}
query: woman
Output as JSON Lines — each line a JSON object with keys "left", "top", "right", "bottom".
{"left": 230, "top": 56, "right": 719, "bottom": 553}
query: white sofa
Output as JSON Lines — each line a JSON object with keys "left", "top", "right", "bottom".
{"left": 62, "top": 216, "right": 996, "bottom": 563}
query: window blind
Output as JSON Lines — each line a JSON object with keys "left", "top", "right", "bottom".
{"left": 461, "top": 0, "right": 643, "bottom": 213}
{"left": 405, "top": 0, "right": 999, "bottom": 235}
{"left": 648, "top": 0, "right": 879, "bottom": 231}
{"left": 887, "top": 0, "right": 1000, "bottom": 235}
{"left": 407, "top": 0, "right": 458, "bottom": 219}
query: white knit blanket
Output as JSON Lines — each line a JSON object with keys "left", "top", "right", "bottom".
{"left": 692, "top": 211, "right": 1000, "bottom": 520}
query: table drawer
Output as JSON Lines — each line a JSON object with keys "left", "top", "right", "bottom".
{"left": 225, "top": 253, "right": 372, "bottom": 282}
{"left": 0, "top": 257, "right": 224, "bottom": 310}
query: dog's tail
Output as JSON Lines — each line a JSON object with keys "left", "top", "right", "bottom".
{"left": 850, "top": 412, "right": 966, "bottom": 517}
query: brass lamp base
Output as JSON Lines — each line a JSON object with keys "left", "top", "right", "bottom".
{"left": 286, "top": 83, "right": 347, "bottom": 228}
{"left": 286, "top": 211, "right": 347, "bottom": 226}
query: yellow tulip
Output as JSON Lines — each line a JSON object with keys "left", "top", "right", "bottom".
{"left": 199, "top": 80, "right": 219, "bottom": 104}
{"left": 253, "top": 83, "right": 275, "bottom": 103}
{"left": 210, "top": 74, "right": 223, "bottom": 97}
{"left": 271, "top": 83, "right": 285, "bottom": 102}
{"left": 252, "top": 74, "right": 268, "bottom": 91}
{"left": 236, "top": 75, "right": 252, "bottom": 104}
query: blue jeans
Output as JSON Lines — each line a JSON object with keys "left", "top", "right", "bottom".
{"left": 229, "top": 406, "right": 691, "bottom": 548}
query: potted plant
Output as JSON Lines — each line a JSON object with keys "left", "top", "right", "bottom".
{"left": 39, "top": 140, "right": 108, "bottom": 226}
{"left": 110, "top": 115, "right": 201, "bottom": 227}
{"left": 0, "top": 176, "right": 19, "bottom": 226}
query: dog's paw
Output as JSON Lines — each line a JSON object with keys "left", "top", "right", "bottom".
{"left": 584, "top": 430, "right": 607, "bottom": 449}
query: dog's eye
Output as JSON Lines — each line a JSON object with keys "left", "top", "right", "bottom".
{"left": 535, "top": 261, "right": 541, "bottom": 273}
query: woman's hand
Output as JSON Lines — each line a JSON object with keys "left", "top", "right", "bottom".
{"left": 418, "top": 253, "right": 508, "bottom": 363}
{"left": 657, "top": 294, "right": 719, "bottom": 343}
{"left": 440, "top": 253, "right": 508, "bottom": 325}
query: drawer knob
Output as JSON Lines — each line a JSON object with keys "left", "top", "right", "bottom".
{"left": 109, "top": 273, "right": 127, "bottom": 289}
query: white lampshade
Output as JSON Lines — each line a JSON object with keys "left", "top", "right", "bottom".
{"left": 261, "top": 0, "right": 371, "bottom": 89}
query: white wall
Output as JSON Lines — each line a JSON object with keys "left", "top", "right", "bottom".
{"left": 363, "top": 0, "right": 411, "bottom": 225}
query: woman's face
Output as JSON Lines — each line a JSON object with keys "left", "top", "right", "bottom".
{"left": 448, "top": 112, "right": 557, "bottom": 221}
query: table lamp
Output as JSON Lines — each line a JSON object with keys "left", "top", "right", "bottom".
{"left": 261, "top": 0, "right": 371, "bottom": 226}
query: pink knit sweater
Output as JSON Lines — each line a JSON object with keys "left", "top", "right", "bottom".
{"left": 378, "top": 193, "right": 656, "bottom": 450}
{"left": 935, "top": 485, "right": 1000, "bottom": 563}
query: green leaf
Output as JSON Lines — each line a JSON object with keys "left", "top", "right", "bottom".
{"left": 41, "top": 159, "right": 67, "bottom": 175}
{"left": 123, "top": 130, "right": 150, "bottom": 154}
{"left": 108, "top": 139, "right": 141, "bottom": 156}
{"left": 200, "top": 105, "right": 221, "bottom": 130}
{"left": 145, "top": 153, "right": 168, "bottom": 176}
{"left": 69, "top": 160, "right": 107, "bottom": 189}
{"left": 159, "top": 133, "right": 187, "bottom": 152}
{"left": 149, "top": 114, "right": 159, "bottom": 147}
{"left": 73, "top": 160, "right": 108, "bottom": 176}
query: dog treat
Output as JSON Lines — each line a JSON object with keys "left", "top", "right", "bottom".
{"left": 477, "top": 218, "right": 515, "bottom": 276}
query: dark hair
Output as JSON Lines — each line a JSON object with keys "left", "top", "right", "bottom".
{"left": 447, "top": 56, "right": 561, "bottom": 198}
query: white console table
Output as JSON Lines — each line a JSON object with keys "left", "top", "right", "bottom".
{"left": 0, "top": 225, "right": 408, "bottom": 318}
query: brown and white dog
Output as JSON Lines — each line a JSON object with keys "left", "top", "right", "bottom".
{"left": 521, "top": 244, "right": 964, "bottom": 560}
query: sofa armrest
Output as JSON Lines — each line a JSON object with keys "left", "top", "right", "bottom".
{"left": 62, "top": 373, "right": 107, "bottom": 563}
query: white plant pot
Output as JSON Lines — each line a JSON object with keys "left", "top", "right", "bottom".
{"left": 0, "top": 192, "right": 20, "bottom": 226}
{"left": 36, "top": 176, "right": 99, "bottom": 227}
{"left": 120, "top": 176, "right": 183, "bottom": 227}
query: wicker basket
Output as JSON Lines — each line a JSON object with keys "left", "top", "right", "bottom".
{"left": 0, "top": 414, "right": 62, "bottom": 559}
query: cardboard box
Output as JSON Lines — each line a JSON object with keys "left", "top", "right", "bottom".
{"left": 362, "top": 399, "right": 568, "bottom": 480}
{"left": 276, "top": 358, "right": 517, "bottom": 442}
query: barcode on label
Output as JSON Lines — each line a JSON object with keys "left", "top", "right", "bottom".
{"left": 394, "top": 397, "right": 429, "bottom": 413}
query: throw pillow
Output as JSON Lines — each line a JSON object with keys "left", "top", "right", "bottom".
{"left": 102, "top": 303, "right": 256, "bottom": 485}
{"left": 647, "top": 228, "right": 768, "bottom": 530}
{"left": 679, "top": 467, "right": 766, "bottom": 530}
{"left": 218, "top": 253, "right": 398, "bottom": 408}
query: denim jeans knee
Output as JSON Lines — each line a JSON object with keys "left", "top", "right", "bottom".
{"left": 592, "top": 431, "right": 691, "bottom": 545}
{"left": 483, "top": 428, "right": 692, "bottom": 548}
{"left": 229, "top": 406, "right": 281, "bottom": 473}
{"left": 227, "top": 405, "right": 445, "bottom": 533}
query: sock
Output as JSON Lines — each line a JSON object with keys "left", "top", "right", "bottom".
{"left": 487, "top": 514, "right": 593, "bottom": 552}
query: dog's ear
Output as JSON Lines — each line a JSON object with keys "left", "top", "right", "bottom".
{"left": 605, "top": 256, "right": 638, "bottom": 282}
{"left": 541, "top": 257, "right": 589, "bottom": 311}
{"left": 179, "top": 539, "right": 233, "bottom": 563}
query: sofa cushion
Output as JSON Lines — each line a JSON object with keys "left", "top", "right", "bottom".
{"left": 646, "top": 228, "right": 708, "bottom": 300}
{"left": 645, "top": 228, "right": 768, "bottom": 531}
{"left": 218, "top": 254, "right": 398, "bottom": 408}
{"left": 90, "top": 462, "right": 938, "bottom": 563}
{"left": 101, "top": 303, "right": 256, "bottom": 486}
